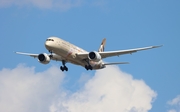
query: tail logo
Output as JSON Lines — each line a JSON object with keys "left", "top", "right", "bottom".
{"left": 98, "top": 38, "right": 106, "bottom": 52}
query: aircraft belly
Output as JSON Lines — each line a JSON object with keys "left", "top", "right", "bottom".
{"left": 53, "top": 48, "right": 85, "bottom": 67}
{"left": 52, "top": 39, "right": 105, "bottom": 69}
{"left": 53, "top": 47, "right": 104, "bottom": 70}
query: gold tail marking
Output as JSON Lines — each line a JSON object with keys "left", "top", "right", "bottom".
{"left": 98, "top": 38, "right": 106, "bottom": 52}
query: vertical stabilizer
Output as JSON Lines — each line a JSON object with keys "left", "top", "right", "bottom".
{"left": 98, "top": 38, "right": 106, "bottom": 52}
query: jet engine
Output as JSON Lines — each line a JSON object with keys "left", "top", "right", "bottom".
{"left": 88, "top": 51, "right": 101, "bottom": 62}
{"left": 38, "top": 53, "right": 50, "bottom": 64}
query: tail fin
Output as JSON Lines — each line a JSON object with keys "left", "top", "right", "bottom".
{"left": 98, "top": 38, "right": 106, "bottom": 52}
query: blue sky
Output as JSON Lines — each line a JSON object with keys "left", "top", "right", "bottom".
{"left": 0, "top": 0, "right": 180, "bottom": 112}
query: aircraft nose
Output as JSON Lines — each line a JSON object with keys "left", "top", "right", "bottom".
{"left": 45, "top": 41, "right": 53, "bottom": 50}
{"left": 45, "top": 41, "right": 50, "bottom": 47}
{"left": 45, "top": 38, "right": 56, "bottom": 50}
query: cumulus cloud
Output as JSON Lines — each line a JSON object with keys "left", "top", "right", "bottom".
{"left": 0, "top": 0, "right": 108, "bottom": 11}
{"left": 0, "top": 64, "right": 65, "bottom": 112}
{"left": 0, "top": 64, "right": 156, "bottom": 112}
{"left": 51, "top": 66, "right": 157, "bottom": 112}
{"left": 0, "top": 0, "right": 82, "bottom": 10}
{"left": 167, "top": 95, "right": 180, "bottom": 112}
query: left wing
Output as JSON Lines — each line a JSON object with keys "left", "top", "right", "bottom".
{"left": 15, "top": 52, "right": 63, "bottom": 61}
{"left": 15, "top": 52, "right": 38, "bottom": 58}
{"left": 76, "top": 45, "right": 162, "bottom": 59}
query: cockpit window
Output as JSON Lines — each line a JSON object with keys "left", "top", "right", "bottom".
{"left": 46, "top": 39, "right": 54, "bottom": 41}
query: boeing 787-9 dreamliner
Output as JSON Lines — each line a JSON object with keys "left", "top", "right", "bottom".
{"left": 16, "top": 37, "right": 161, "bottom": 71}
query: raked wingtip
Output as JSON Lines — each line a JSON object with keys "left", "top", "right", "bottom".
{"left": 152, "top": 45, "right": 163, "bottom": 48}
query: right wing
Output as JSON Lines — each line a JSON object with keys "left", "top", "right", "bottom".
{"left": 99, "top": 45, "right": 162, "bottom": 59}
{"left": 15, "top": 52, "right": 63, "bottom": 61}
{"left": 76, "top": 45, "right": 162, "bottom": 59}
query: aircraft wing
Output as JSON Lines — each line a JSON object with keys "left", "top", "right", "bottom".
{"left": 15, "top": 52, "right": 39, "bottom": 58}
{"left": 99, "top": 45, "right": 162, "bottom": 58}
{"left": 76, "top": 45, "right": 162, "bottom": 59}
{"left": 15, "top": 52, "right": 63, "bottom": 61}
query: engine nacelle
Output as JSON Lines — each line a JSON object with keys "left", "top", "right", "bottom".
{"left": 38, "top": 53, "right": 50, "bottom": 64}
{"left": 88, "top": 51, "right": 101, "bottom": 62}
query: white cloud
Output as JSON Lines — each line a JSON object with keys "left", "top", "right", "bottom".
{"left": 0, "top": 64, "right": 157, "bottom": 112}
{"left": 168, "top": 109, "right": 177, "bottom": 112}
{"left": 0, "top": 0, "right": 109, "bottom": 11}
{"left": 0, "top": 0, "right": 83, "bottom": 10}
{"left": 51, "top": 66, "right": 157, "bottom": 112}
{"left": 168, "top": 95, "right": 180, "bottom": 106}
{"left": 0, "top": 64, "right": 65, "bottom": 112}
{"left": 92, "top": 0, "right": 107, "bottom": 7}
{"left": 167, "top": 95, "right": 180, "bottom": 112}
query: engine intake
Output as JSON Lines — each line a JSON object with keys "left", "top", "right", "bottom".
{"left": 88, "top": 51, "right": 101, "bottom": 62}
{"left": 38, "top": 53, "right": 50, "bottom": 64}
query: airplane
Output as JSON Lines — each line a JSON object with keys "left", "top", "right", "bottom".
{"left": 15, "top": 37, "right": 162, "bottom": 71}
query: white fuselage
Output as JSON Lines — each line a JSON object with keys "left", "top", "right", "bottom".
{"left": 16, "top": 37, "right": 161, "bottom": 71}
{"left": 45, "top": 37, "right": 104, "bottom": 69}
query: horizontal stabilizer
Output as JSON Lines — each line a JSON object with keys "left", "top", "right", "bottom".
{"left": 104, "top": 62, "right": 129, "bottom": 65}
